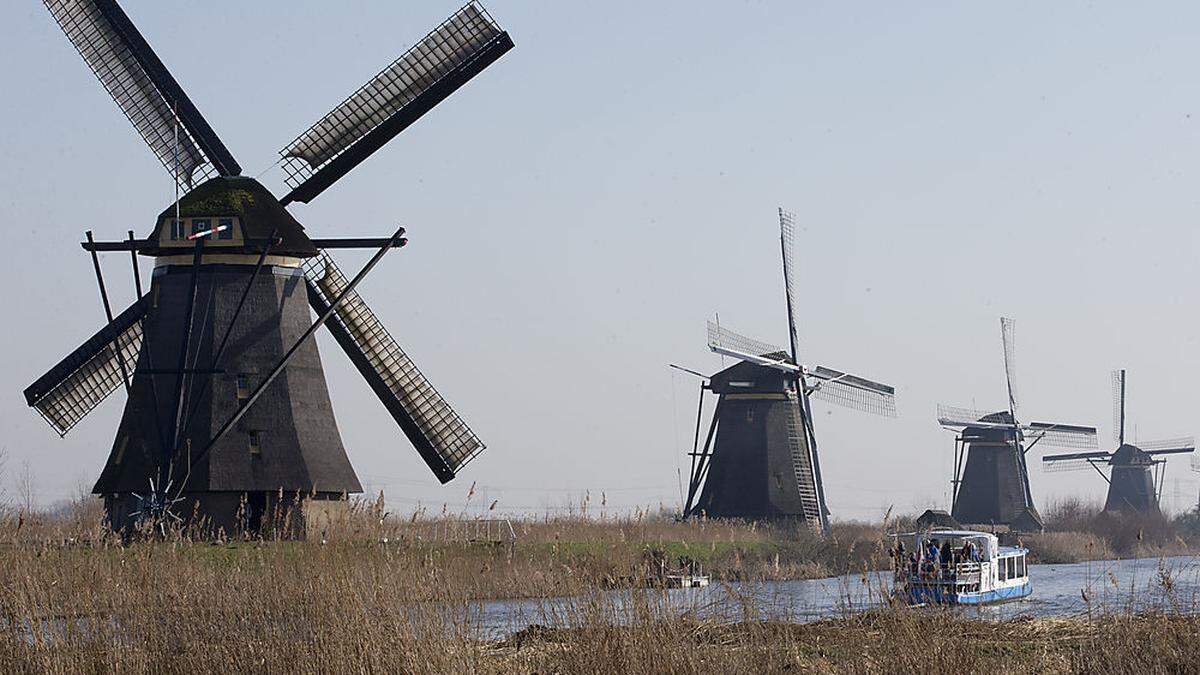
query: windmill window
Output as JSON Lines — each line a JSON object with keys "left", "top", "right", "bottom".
{"left": 236, "top": 374, "right": 250, "bottom": 400}
{"left": 170, "top": 218, "right": 185, "bottom": 240}
{"left": 249, "top": 431, "right": 262, "bottom": 456}
{"left": 217, "top": 218, "right": 234, "bottom": 240}
{"left": 192, "top": 218, "right": 210, "bottom": 235}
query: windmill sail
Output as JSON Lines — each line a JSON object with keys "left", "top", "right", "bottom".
{"left": 937, "top": 405, "right": 1096, "bottom": 448}
{"left": 1024, "top": 421, "right": 1099, "bottom": 449}
{"left": 24, "top": 296, "right": 149, "bottom": 435}
{"left": 705, "top": 321, "right": 796, "bottom": 371}
{"left": 1042, "top": 450, "right": 1111, "bottom": 473}
{"left": 1112, "top": 369, "right": 1126, "bottom": 444}
{"left": 302, "top": 252, "right": 484, "bottom": 483}
{"left": 778, "top": 208, "right": 801, "bottom": 365}
{"left": 279, "top": 2, "right": 513, "bottom": 204}
{"left": 807, "top": 366, "right": 896, "bottom": 417}
{"left": 43, "top": 0, "right": 240, "bottom": 188}
{"left": 936, "top": 403, "right": 1007, "bottom": 429}
{"left": 1000, "top": 317, "right": 1018, "bottom": 418}
{"left": 1138, "top": 437, "right": 1196, "bottom": 454}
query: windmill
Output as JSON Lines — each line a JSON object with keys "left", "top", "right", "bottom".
{"left": 676, "top": 209, "right": 896, "bottom": 532}
{"left": 1043, "top": 369, "right": 1194, "bottom": 515}
{"left": 24, "top": 0, "right": 513, "bottom": 535}
{"left": 937, "top": 318, "right": 1098, "bottom": 532}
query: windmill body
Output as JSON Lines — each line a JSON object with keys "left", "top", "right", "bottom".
{"left": 24, "top": 1, "right": 513, "bottom": 535}
{"left": 1104, "top": 445, "right": 1160, "bottom": 513}
{"left": 950, "top": 412, "right": 1043, "bottom": 532}
{"left": 691, "top": 361, "right": 820, "bottom": 519}
{"left": 1042, "top": 370, "right": 1194, "bottom": 516}
{"left": 939, "top": 318, "right": 1098, "bottom": 533}
{"left": 680, "top": 210, "right": 896, "bottom": 532}
{"left": 89, "top": 177, "right": 358, "bottom": 531}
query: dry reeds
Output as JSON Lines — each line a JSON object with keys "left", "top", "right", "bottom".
{"left": 0, "top": 499, "right": 1197, "bottom": 672}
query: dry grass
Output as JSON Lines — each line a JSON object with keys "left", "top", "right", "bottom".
{"left": 490, "top": 611, "right": 1200, "bottom": 673}
{"left": 0, "top": 532, "right": 1195, "bottom": 674}
{"left": 1035, "top": 498, "right": 1200, "bottom": 562}
{"left": 1024, "top": 531, "right": 1114, "bottom": 564}
{"left": 0, "top": 499, "right": 1197, "bottom": 672}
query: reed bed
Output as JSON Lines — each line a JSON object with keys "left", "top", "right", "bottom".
{"left": 0, "top": 499, "right": 1197, "bottom": 672}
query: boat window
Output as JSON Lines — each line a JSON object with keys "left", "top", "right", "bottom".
{"left": 1018, "top": 555, "right": 1025, "bottom": 578}
{"left": 998, "top": 557, "right": 1006, "bottom": 581}
{"left": 1007, "top": 557, "right": 1016, "bottom": 580}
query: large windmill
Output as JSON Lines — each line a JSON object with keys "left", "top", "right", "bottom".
{"left": 937, "top": 318, "right": 1098, "bottom": 532}
{"left": 24, "top": 0, "right": 513, "bottom": 534}
{"left": 1043, "top": 369, "right": 1194, "bottom": 515}
{"left": 676, "top": 209, "right": 896, "bottom": 532}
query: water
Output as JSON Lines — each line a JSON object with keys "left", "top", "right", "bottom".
{"left": 470, "top": 554, "right": 1200, "bottom": 637}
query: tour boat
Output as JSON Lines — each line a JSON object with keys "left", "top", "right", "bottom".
{"left": 892, "top": 529, "right": 1031, "bottom": 605}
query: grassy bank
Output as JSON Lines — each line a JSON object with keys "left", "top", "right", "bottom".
{"left": 6, "top": 497, "right": 1200, "bottom": 591}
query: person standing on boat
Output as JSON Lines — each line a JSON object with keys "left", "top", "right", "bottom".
{"left": 924, "top": 540, "right": 940, "bottom": 577}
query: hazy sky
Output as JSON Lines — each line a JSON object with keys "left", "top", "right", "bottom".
{"left": 2, "top": 1, "right": 1200, "bottom": 519}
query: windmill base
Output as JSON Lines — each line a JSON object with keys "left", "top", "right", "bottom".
{"left": 102, "top": 491, "right": 352, "bottom": 540}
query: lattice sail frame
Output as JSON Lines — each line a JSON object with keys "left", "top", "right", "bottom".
{"left": 1025, "top": 424, "right": 1100, "bottom": 449}
{"left": 280, "top": 2, "right": 503, "bottom": 187}
{"left": 25, "top": 299, "right": 147, "bottom": 436}
{"left": 1043, "top": 457, "right": 1105, "bottom": 473}
{"left": 936, "top": 403, "right": 1003, "bottom": 429}
{"left": 808, "top": 366, "right": 896, "bottom": 417}
{"left": 1000, "top": 316, "right": 1018, "bottom": 416}
{"left": 302, "top": 252, "right": 484, "bottom": 478}
{"left": 706, "top": 321, "right": 790, "bottom": 361}
{"left": 779, "top": 208, "right": 802, "bottom": 362}
{"left": 1136, "top": 437, "right": 1197, "bottom": 453}
{"left": 43, "top": 0, "right": 216, "bottom": 189}
{"left": 1111, "top": 369, "right": 1125, "bottom": 443}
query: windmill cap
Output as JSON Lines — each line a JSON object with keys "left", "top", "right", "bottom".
{"left": 1111, "top": 443, "right": 1154, "bottom": 465}
{"left": 147, "top": 176, "right": 317, "bottom": 257}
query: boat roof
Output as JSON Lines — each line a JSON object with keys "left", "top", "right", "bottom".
{"left": 895, "top": 530, "right": 995, "bottom": 539}
{"left": 998, "top": 545, "right": 1029, "bottom": 555}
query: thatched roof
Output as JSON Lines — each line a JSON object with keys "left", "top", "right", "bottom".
{"left": 146, "top": 176, "right": 316, "bottom": 257}
{"left": 915, "top": 509, "right": 962, "bottom": 531}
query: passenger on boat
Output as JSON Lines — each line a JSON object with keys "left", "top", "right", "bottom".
{"left": 923, "top": 540, "right": 940, "bottom": 577}
{"left": 960, "top": 540, "right": 977, "bottom": 563}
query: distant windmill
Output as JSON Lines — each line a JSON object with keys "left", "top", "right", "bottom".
{"left": 937, "top": 318, "right": 1098, "bottom": 532}
{"left": 676, "top": 209, "right": 896, "bottom": 532}
{"left": 1043, "top": 369, "right": 1194, "bottom": 515}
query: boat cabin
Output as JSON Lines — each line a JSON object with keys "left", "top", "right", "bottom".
{"left": 892, "top": 529, "right": 1031, "bottom": 605}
